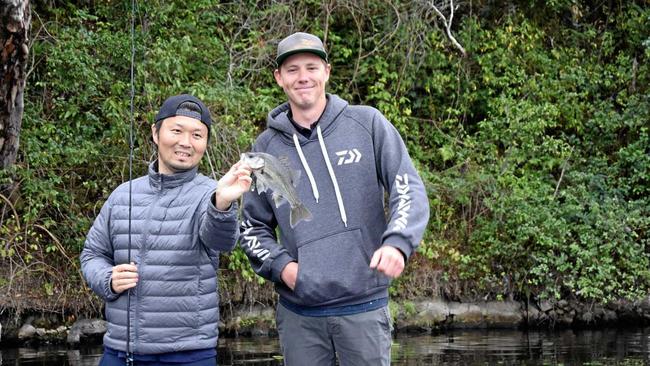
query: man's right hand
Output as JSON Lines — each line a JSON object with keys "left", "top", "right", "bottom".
{"left": 281, "top": 262, "right": 298, "bottom": 290}
{"left": 215, "top": 161, "right": 253, "bottom": 210}
{"left": 111, "top": 262, "right": 138, "bottom": 294}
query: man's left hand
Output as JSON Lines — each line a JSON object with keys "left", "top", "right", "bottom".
{"left": 215, "top": 161, "right": 252, "bottom": 210}
{"left": 369, "top": 245, "right": 405, "bottom": 278}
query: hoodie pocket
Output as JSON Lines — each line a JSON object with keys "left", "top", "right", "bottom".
{"left": 294, "top": 228, "right": 377, "bottom": 305}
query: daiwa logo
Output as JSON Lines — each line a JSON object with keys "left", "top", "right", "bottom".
{"left": 392, "top": 174, "right": 411, "bottom": 232}
{"left": 335, "top": 149, "right": 362, "bottom": 165}
{"left": 241, "top": 220, "right": 270, "bottom": 261}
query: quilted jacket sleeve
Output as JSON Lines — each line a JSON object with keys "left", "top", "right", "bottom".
{"left": 80, "top": 197, "right": 120, "bottom": 302}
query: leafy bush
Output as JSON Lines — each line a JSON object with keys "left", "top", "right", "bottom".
{"left": 1, "top": 0, "right": 648, "bottom": 315}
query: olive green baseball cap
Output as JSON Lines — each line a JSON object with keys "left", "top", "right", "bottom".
{"left": 276, "top": 32, "right": 328, "bottom": 67}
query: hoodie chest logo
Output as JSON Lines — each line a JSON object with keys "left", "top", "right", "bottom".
{"left": 335, "top": 149, "right": 362, "bottom": 165}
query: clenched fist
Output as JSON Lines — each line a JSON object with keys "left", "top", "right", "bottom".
{"left": 111, "top": 262, "right": 138, "bottom": 294}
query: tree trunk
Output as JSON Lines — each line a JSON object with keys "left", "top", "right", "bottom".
{"left": 1, "top": 0, "right": 30, "bottom": 173}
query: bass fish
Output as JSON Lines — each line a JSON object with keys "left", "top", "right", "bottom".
{"left": 240, "top": 152, "right": 313, "bottom": 228}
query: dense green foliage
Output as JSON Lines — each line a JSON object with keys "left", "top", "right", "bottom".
{"left": 1, "top": 0, "right": 648, "bottom": 315}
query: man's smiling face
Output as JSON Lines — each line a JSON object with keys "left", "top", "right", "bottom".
{"left": 152, "top": 115, "right": 208, "bottom": 174}
{"left": 274, "top": 52, "right": 330, "bottom": 113}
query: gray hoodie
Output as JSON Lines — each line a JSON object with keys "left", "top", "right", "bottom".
{"left": 241, "top": 94, "right": 429, "bottom": 308}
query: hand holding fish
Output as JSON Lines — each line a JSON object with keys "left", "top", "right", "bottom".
{"left": 369, "top": 245, "right": 405, "bottom": 278}
{"left": 215, "top": 161, "right": 253, "bottom": 210}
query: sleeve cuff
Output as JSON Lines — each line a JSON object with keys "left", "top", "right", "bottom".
{"left": 207, "top": 197, "right": 238, "bottom": 219}
{"left": 270, "top": 252, "right": 295, "bottom": 284}
{"left": 382, "top": 235, "right": 413, "bottom": 261}
{"left": 104, "top": 269, "right": 119, "bottom": 302}
{"left": 210, "top": 190, "right": 237, "bottom": 213}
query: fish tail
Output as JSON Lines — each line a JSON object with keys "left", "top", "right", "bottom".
{"left": 290, "top": 203, "right": 313, "bottom": 228}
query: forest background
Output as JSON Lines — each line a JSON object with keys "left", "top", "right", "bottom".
{"left": 0, "top": 0, "right": 648, "bottom": 321}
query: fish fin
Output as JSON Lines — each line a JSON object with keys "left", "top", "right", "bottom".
{"left": 289, "top": 203, "right": 313, "bottom": 228}
{"left": 272, "top": 191, "right": 285, "bottom": 208}
{"left": 291, "top": 169, "right": 301, "bottom": 187}
{"left": 255, "top": 176, "right": 268, "bottom": 194}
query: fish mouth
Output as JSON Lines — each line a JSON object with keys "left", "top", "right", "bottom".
{"left": 241, "top": 154, "right": 264, "bottom": 170}
{"left": 250, "top": 162, "right": 264, "bottom": 170}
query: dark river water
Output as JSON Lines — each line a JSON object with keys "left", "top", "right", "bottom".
{"left": 1, "top": 328, "right": 649, "bottom": 365}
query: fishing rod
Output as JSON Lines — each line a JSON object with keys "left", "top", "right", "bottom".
{"left": 126, "top": 0, "right": 136, "bottom": 364}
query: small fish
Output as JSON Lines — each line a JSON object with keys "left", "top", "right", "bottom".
{"left": 240, "top": 152, "right": 313, "bottom": 228}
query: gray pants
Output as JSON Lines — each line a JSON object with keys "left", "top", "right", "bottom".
{"left": 276, "top": 303, "right": 393, "bottom": 366}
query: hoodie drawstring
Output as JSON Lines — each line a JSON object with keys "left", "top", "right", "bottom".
{"left": 293, "top": 129, "right": 348, "bottom": 227}
{"left": 293, "top": 134, "right": 319, "bottom": 203}
{"left": 317, "top": 126, "right": 348, "bottom": 227}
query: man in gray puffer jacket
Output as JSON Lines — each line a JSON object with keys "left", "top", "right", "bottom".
{"left": 81, "top": 94, "right": 252, "bottom": 365}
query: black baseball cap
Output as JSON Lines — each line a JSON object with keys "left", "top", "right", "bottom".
{"left": 154, "top": 94, "right": 212, "bottom": 132}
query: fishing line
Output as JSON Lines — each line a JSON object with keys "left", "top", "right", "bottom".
{"left": 126, "top": 0, "right": 136, "bottom": 364}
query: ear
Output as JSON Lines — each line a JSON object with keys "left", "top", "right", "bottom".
{"left": 151, "top": 123, "right": 159, "bottom": 146}
{"left": 274, "top": 68, "right": 283, "bottom": 87}
{"left": 324, "top": 63, "right": 331, "bottom": 83}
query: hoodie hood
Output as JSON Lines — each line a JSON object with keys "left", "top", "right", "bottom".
{"left": 265, "top": 94, "right": 350, "bottom": 227}
{"left": 267, "top": 94, "right": 349, "bottom": 143}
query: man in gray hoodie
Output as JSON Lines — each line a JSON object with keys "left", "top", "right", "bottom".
{"left": 81, "top": 94, "right": 252, "bottom": 365}
{"left": 241, "top": 32, "right": 430, "bottom": 365}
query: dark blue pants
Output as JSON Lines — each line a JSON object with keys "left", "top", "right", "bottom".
{"left": 98, "top": 351, "right": 217, "bottom": 366}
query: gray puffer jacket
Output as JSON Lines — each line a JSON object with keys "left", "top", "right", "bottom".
{"left": 80, "top": 162, "right": 238, "bottom": 354}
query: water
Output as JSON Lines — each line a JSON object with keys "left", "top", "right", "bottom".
{"left": 1, "top": 328, "right": 649, "bottom": 365}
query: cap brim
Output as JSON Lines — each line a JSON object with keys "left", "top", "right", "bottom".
{"left": 276, "top": 49, "right": 328, "bottom": 67}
